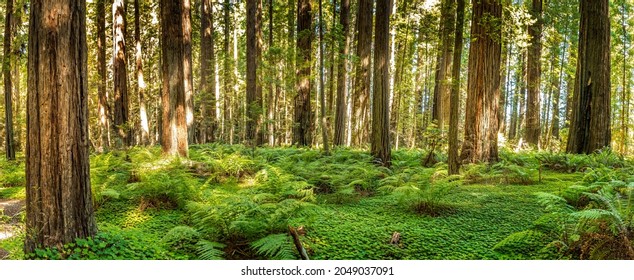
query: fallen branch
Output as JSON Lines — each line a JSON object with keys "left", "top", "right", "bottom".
{"left": 289, "top": 226, "right": 310, "bottom": 260}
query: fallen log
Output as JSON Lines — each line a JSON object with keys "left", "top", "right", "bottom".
{"left": 289, "top": 226, "right": 310, "bottom": 260}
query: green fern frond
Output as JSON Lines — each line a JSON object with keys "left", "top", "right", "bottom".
{"left": 251, "top": 234, "right": 297, "bottom": 260}
{"left": 196, "top": 240, "right": 225, "bottom": 260}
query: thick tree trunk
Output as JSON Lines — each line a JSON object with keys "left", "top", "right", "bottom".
{"left": 448, "top": 0, "right": 465, "bottom": 175}
{"left": 431, "top": 0, "right": 455, "bottom": 128}
{"left": 371, "top": 0, "right": 391, "bottom": 167}
{"left": 267, "top": 0, "right": 275, "bottom": 146}
{"left": 566, "top": 0, "right": 611, "bottom": 154}
{"left": 113, "top": 0, "right": 131, "bottom": 146}
{"left": 460, "top": 0, "right": 502, "bottom": 163}
{"left": 333, "top": 0, "right": 350, "bottom": 146}
{"left": 25, "top": 0, "right": 97, "bottom": 253}
{"left": 223, "top": 0, "right": 233, "bottom": 144}
{"left": 3, "top": 0, "right": 15, "bottom": 160}
{"left": 161, "top": 0, "right": 189, "bottom": 157}
{"left": 246, "top": 0, "right": 264, "bottom": 146}
{"left": 135, "top": 0, "right": 149, "bottom": 145}
{"left": 525, "top": 0, "right": 542, "bottom": 147}
{"left": 293, "top": 0, "right": 312, "bottom": 146}
{"left": 200, "top": 0, "right": 217, "bottom": 143}
{"left": 352, "top": 0, "right": 372, "bottom": 147}
{"left": 97, "top": 0, "right": 110, "bottom": 150}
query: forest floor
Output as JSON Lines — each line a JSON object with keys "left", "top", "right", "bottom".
{"left": 0, "top": 144, "right": 625, "bottom": 260}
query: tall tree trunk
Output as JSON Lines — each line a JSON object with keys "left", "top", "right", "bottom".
{"left": 293, "top": 0, "right": 312, "bottom": 146}
{"left": 318, "top": 0, "right": 330, "bottom": 154}
{"left": 97, "top": 0, "right": 110, "bottom": 151}
{"left": 182, "top": 0, "right": 195, "bottom": 143}
{"left": 267, "top": 0, "right": 275, "bottom": 146}
{"left": 223, "top": 0, "right": 233, "bottom": 144}
{"left": 352, "top": 0, "right": 372, "bottom": 147}
{"left": 3, "top": 0, "right": 15, "bottom": 160}
{"left": 135, "top": 0, "right": 149, "bottom": 145}
{"left": 431, "top": 0, "right": 455, "bottom": 129}
{"left": 552, "top": 35, "right": 566, "bottom": 140}
{"left": 328, "top": 0, "right": 337, "bottom": 119}
{"left": 460, "top": 0, "right": 502, "bottom": 163}
{"left": 200, "top": 0, "right": 217, "bottom": 143}
{"left": 333, "top": 0, "right": 350, "bottom": 146}
{"left": 113, "top": 0, "right": 131, "bottom": 146}
{"left": 508, "top": 62, "right": 520, "bottom": 140}
{"left": 566, "top": 0, "right": 611, "bottom": 154}
{"left": 448, "top": 0, "right": 465, "bottom": 175}
{"left": 525, "top": 0, "right": 542, "bottom": 147}
{"left": 161, "top": 0, "right": 189, "bottom": 157}
{"left": 246, "top": 0, "right": 263, "bottom": 146}
{"left": 371, "top": 0, "right": 391, "bottom": 167}
{"left": 25, "top": 0, "right": 97, "bottom": 253}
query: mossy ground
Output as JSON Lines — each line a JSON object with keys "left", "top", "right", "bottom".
{"left": 0, "top": 145, "right": 588, "bottom": 259}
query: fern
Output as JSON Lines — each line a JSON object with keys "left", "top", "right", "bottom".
{"left": 250, "top": 234, "right": 297, "bottom": 260}
{"left": 196, "top": 240, "right": 225, "bottom": 260}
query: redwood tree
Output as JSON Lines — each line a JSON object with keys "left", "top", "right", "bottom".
{"left": 351, "top": 0, "right": 373, "bottom": 146}
{"left": 371, "top": 0, "right": 391, "bottom": 167}
{"left": 97, "top": 0, "right": 110, "bottom": 150}
{"left": 25, "top": 0, "right": 97, "bottom": 253}
{"left": 566, "top": 0, "right": 611, "bottom": 154}
{"left": 161, "top": 0, "right": 189, "bottom": 157}
{"left": 293, "top": 0, "right": 313, "bottom": 146}
{"left": 135, "top": 0, "right": 150, "bottom": 145}
{"left": 525, "top": 0, "right": 542, "bottom": 146}
{"left": 333, "top": 0, "right": 350, "bottom": 146}
{"left": 247, "top": 0, "right": 264, "bottom": 146}
{"left": 448, "top": 0, "right": 466, "bottom": 175}
{"left": 200, "top": 0, "right": 217, "bottom": 143}
{"left": 3, "top": 0, "right": 15, "bottom": 160}
{"left": 113, "top": 0, "right": 131, "bottom": 146}
{"left": 460, "top": 0, "right": 502, "bottom": 163}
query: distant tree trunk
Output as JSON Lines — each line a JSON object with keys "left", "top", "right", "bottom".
{"left": 508, "top": 64, "right": 520, "bottom": 140}
{"left": 448, "top": 0, "right": 465, "bottom": 175}
{"left": 293, "top": 0, "right": 313, "bottom": 146}
{"left": 113, "top": 0, "right": 131, "bottom": 146}
{"left": 525, "top": 0, "right": 542, "bottom": 147}
{"left": 223, "top": 0, "right": 233, "bottom": 144}
{"left": 318, "top": 0, "right": 330, "bottom": 154}
{"left": 97, "top": 0, "right": 110, "bottom": 150}
{"left": 566, "top": 0, "right": 611, "bottom": 154}
{"left": 371, "top": 0, "right": 391, "bottom": 167}
{"left": 431, "top": 0, "right": 455, "bottom": 129}
{"left": 25, "top": 0, "right": 97, "bottom": 253}
{"left": 3, "top": 0, "right": 15, "bottom": 160}
{"left": 499, "top": 44, "right": 511, "bottom": 134}
{"left": 552, "top": 35, "right": 566, "bottom": 140}
{"left": 460, "top": 0, "right": 502, "bottom": 163}
{"left": 333, "top": 0, "right": 350, "bottom": 146}
{"left": 246, "top": 0, "right": 264, "bottom": 146}
{"left": 328, "top": 0, "right": 337, "bottom": 119}
{"left": 182, "top": 0, "right": 195, "bottom": 143}
{"left": 267, "top": 0, "right": 275, "bottom": 146}
{"left": 200, "top": 0, "right": 217, "bottom": 143}
{"left": 352, "top": 0, "right": 372, "bottom": 147}
{"left": 135, "top": 0, "right": 149, "bottom": 145}
{"left": 161, "top": 0, "right": 189, "bottom": 157}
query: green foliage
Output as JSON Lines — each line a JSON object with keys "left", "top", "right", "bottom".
{"left": 251, "top": 233, "right": 297, "bottom": 260}
{"left": 196, "top": 240, "right": 225, "bottom": 260}
{"left": 493, "top": 230, "right": 559, "bottom": 259}
{"left": 161, "top": 226, "right": 202, "bottom": 257}
{"left": 462, "top": 162, "right": 536, "bottom": 185}
{"left": 0, "top": 158, "right": 25, "bottom": 188}
{"left": 28, "top": 229, "right": 170, "bottom": 260}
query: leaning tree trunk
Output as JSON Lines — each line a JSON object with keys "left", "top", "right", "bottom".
{"left": 566, "top": 0, "right": 611, "bottom": 154}
{"left": 200, "top": 0, "right": 217, "bottom": 143}
{"left": 3, "top": 0, "right": 15, "bottom": 160}
{"left": 448, "top": 0, "right": 465, "bottom": 175}
{"left": 25, "top": 0, "right": 97, "bottom": 253}
{"left": 293, "top": 0, "right": 313, "bottom": 146}
{"left": 371, "top": 0, "right": 391, "bottom": 167}
{"left": 161, "top": 0, "right": 189, "bottom": 157}
{"left": 460, "top": 0, "right": 502, "bottom": 163}
{"left": 333, "top": 0, "right": 350, "bottom": 146}
{"left": 525, "top": 0, "right": 542, "bottom": 147}
{"left": 113, "top": 0, "right": 131, "bottom": 146}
